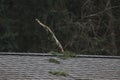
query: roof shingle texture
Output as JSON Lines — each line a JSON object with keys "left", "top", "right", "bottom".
{"left": 0, "top": 52, "right": 120, "bottom": 80}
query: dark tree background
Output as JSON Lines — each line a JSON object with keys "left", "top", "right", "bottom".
{"left": 0, "top": 0, "right": 120, "bottom": 55}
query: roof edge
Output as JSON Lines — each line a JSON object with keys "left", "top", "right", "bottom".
{"left": 0, "top": 52, "right": 120, "bottom": 59}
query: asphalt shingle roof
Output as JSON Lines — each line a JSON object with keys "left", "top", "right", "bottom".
{"left": 0, "top": 52, "right": 120, "bottom": 80}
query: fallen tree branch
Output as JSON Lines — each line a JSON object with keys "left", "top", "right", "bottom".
{"left": 35, "top": 18, "right": 64, "bottom": 52}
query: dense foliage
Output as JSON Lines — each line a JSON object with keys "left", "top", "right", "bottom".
{"left": 0, "top": 0, "right": 120, "bottom": 55}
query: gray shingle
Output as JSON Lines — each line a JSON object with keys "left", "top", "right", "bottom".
{"left": 0, "top": 52, "right": 120, "bottom": 80}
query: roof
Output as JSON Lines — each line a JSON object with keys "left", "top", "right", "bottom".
{"left": 0, "top": 52, "right": 120, "bottom": 80}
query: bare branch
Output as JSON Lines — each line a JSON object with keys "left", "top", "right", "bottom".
{"left": 81, "top": 5, "right": 120, "bottom": 19}
{"left": 35, "top": 19, "right": 64, "bottom": 52}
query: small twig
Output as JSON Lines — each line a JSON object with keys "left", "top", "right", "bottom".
{"left": 81, "top": 5, "right": 120, "bottom": 19}
{"left": 35, "top": 18, "right": 64, "bottom": 52}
